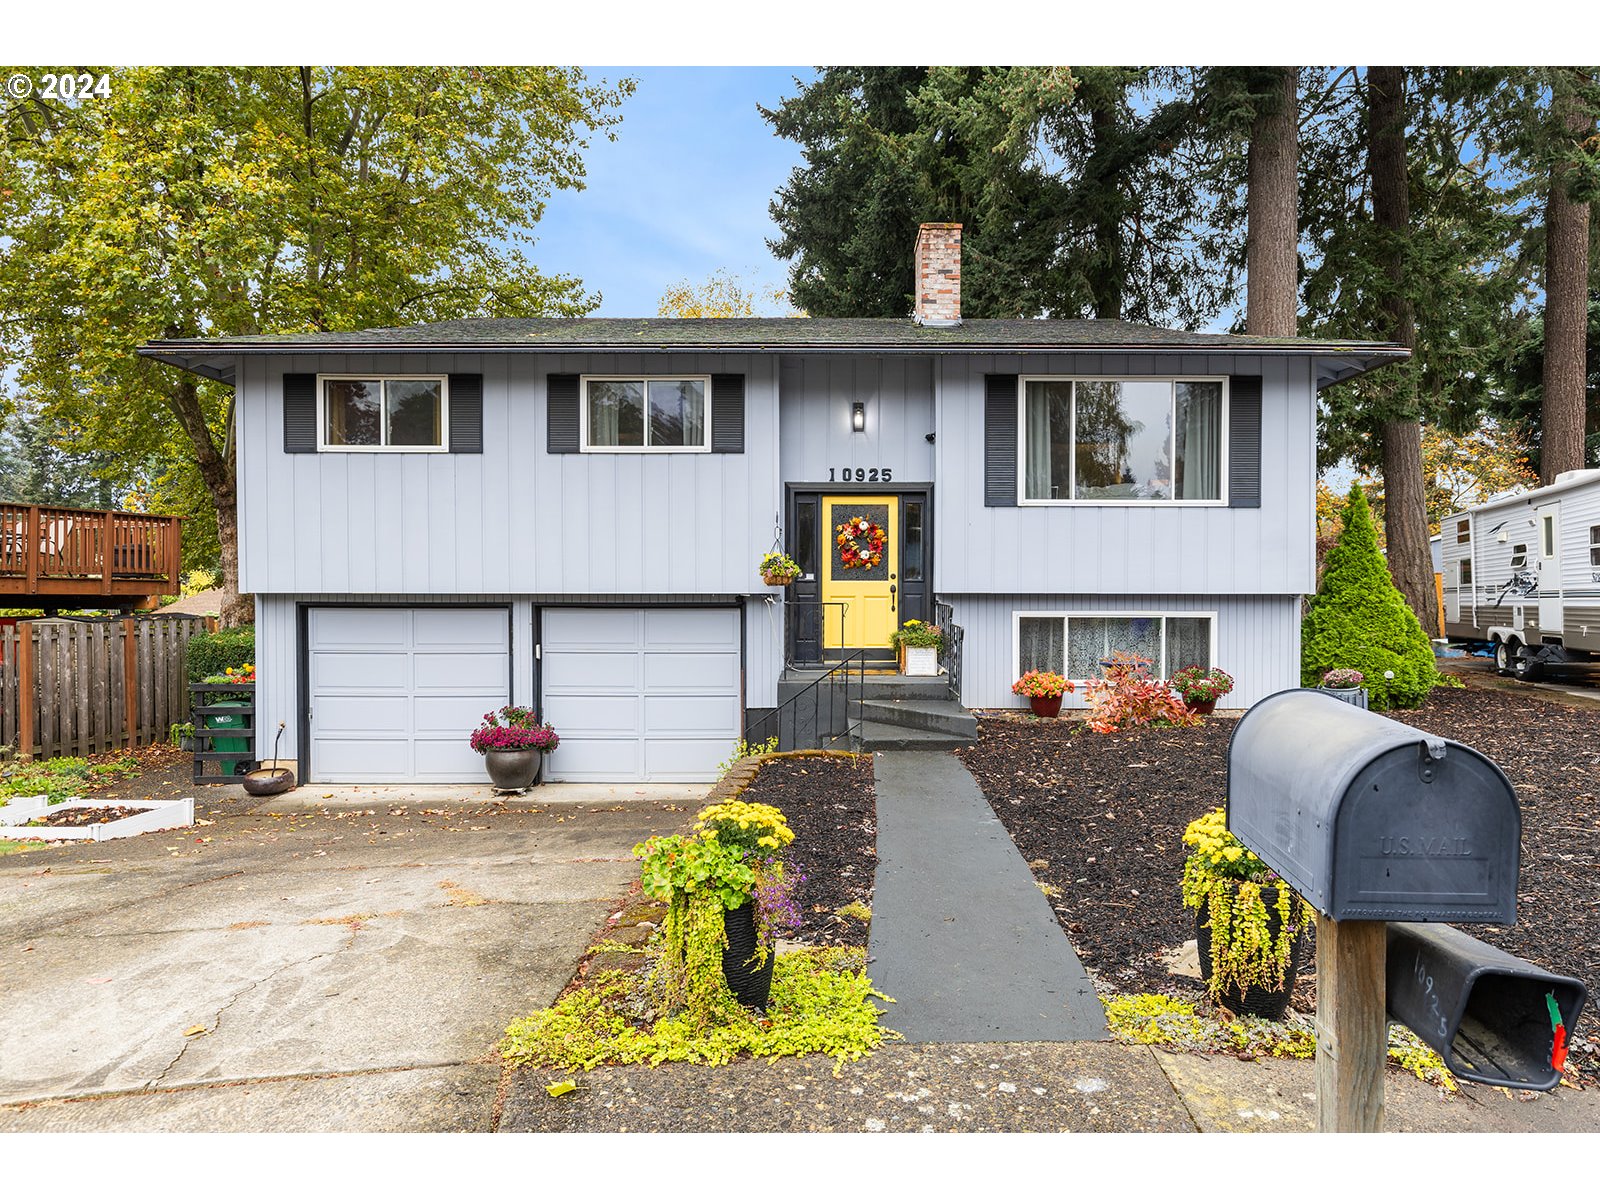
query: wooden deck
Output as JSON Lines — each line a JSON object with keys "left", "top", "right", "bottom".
{"left": 0, "top": 503, "right": 182, "bottom": 609}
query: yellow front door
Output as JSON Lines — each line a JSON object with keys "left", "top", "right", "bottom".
{"left": 822, "top": 496, "right": 897, "bottom": 648}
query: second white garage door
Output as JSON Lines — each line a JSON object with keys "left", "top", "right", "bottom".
{"left": 539, "top": 608, "right": 741, "bottom": 782}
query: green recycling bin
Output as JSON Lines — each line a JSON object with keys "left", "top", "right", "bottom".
{"left": 205, "top": 701, "right": 250, "bottom": 773}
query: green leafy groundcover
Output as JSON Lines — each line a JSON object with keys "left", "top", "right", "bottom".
{"left": 502, "top": 946, "right": 897, "bottom": 1074}
{"left": 1, "top": 756, "right": 138, "bottom": 803}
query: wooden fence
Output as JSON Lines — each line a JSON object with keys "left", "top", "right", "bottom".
{"left": 0, "top": 615, "right": 215, "bottom": 760}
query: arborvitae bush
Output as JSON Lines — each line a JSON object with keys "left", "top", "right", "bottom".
{"left": 1301, "top": 485, "right": 1438, "bottom": 711}
{"left": 186, "top": 625, "right": 255, "bottom": 682}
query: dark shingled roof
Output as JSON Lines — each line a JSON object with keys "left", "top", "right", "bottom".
{"left": 139, "top": 317, "right": 1408, "bottom": 388}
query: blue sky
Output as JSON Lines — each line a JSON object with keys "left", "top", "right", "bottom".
{"left": 531, "top": 67, "right": 816, "bottom": 317}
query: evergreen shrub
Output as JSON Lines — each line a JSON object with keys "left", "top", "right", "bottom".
{"left": 186, "top": 625, "right": 255, "bottom": 683}
{"left": 1301, "top": 485, "right": 1438, "bottom": 710}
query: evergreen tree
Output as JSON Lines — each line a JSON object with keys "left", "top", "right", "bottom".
{"left": 1302, "top": 484, "right": 1440, "bottom": 711}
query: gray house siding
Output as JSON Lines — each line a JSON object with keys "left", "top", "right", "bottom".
{"left": 931, "top": 354, "right": 1316, "bottom": 596}
{"left": 943, "top": 592, "right": 1302, "bottom": 709}
{"left": 235, "top": 354, "right": 781, "bottom": 596}
{"left": 778, "top": 355, "right": 935, "bottom": 485}
{"left": 253, "top": 592, "right": 780, "bottom": 764}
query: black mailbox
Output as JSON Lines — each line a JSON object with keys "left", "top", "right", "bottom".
{"left": 1227, "top": 689, "right": 1521, "bottom": 923}
{"left": 1387, "top": 922, "right": 1588, "bottom": 1091}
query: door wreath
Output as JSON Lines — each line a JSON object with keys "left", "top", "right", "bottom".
{"left": 834, "top": 516, "right": 887, "bottom": 570}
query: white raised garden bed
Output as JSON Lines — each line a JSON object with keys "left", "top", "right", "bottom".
{"left": 0, "top": 795, "right": 50, "bottom": 826}
{"left": 2, "top": 797, "right": 195, "bottom": 842}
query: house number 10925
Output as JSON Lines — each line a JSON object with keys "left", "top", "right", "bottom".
{"left": 828, "top": 467, "right": 892, "bottom": 483}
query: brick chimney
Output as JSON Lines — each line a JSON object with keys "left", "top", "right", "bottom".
{"left": 913, "top": 222, "right": 962, "bottom": 326}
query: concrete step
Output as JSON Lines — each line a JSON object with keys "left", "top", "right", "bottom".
{"left": 855, "top": 720, "right": 974, "bottom": 753}
{"left": 778, "top": 671, "right": 953, "bottom": 707}
{"left": 857, "top": 697, "right": 978, "bottom": 740}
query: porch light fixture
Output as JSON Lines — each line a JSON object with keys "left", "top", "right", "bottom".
{"left": 851, "top": 401, "right": 865, "bottom": 432}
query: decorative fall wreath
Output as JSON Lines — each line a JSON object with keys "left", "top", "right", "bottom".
{"left": 834, "top": 515, "right": 887, "bottom": 570}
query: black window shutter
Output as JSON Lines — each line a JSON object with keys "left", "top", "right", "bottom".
{"left": 984, "top": 374, "right": 1019, "bottom": 507}
{"left": 711, "top": 374, "right": 745, "bottom": 453}
{"left": 547, "top": 373, "right": 579, "bottom": 454}
{"left": 1228, "top": 375, "right": 1262, "bottom": 508}
{"left": 283, "top": 373, "right": 316, "bottom": 453}
{"left": 448, "top": 374, "right": 483, "bottom": 454}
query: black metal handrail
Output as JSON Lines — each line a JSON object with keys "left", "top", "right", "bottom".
{"left": 934, "top": 600, "right": 965, "bottom": 701}
{"left": 745, "top": 650, "right": 866, "bottom": 752}
{"left": 780, "top": 598, "right": 851, "bottom": 669}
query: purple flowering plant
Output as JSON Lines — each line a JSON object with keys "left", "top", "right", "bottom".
{"left": 1321, "top": 668, "right": 1365, "bottom": 689}
{"left": 752, "top": 858, "right": 807, "bottom": 945}
{"left": 469, "top": 705, "right": 559, "bottom": 755}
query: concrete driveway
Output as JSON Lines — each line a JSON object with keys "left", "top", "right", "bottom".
{"left": 0, "top": 786, "right": 691, "bottom": 1131}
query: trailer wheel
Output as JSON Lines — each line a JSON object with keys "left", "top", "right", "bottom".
{"left": 1511, "top": 645, "right": 1543, "bottom": 682}
{"left": 1494, "top": 640, "right": 1513, "bottom": 676}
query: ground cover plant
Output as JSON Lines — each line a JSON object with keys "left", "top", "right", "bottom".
{"left": 958, "top": 677, "right": 1600, "bottom": 1082}
{"left": 1, "top": 754, "right": 138, "bottom": 803}
{"left": 502, "top": 752, "right": 889, "bottom": 1076}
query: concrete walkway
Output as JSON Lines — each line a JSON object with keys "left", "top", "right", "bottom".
{"left": 866, "top": 751, "right": 1106, "bottom": 1042}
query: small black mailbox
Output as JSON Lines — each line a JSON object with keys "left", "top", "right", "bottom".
{"left": 1227, "top": 689, "right": 1521, "bottom": 923}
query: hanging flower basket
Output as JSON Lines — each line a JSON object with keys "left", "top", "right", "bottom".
{"left": 759, "top": 551, "right": 801, "bottom": 587}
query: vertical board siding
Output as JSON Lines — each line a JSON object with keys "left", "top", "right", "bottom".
{"left": 0, "top": 617, "right": 209, "bottom": 759}
{"left": 941, "top": 593, "right": 1302, "bottom": 710}
{"left": 933, "top": 354, "right": 1315, "bottom": 595}
{"left": 241, "top": 354, "right": 781, "bottom": 596}
{"left": 778, "top": 355, "right": 935, "bottom": 485}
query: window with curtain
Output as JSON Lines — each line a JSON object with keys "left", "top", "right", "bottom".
{"left": 1016, "top": 612, "right": 1214, "bottom": 679}
{"left": 1021, "top": 379, "right": 1225, "bottom": 502}
{"left": 322, "top": 377, "right": 445, "bottom": 449}
{"left": 583, "top": 377, "right": 708, "bottom": 450}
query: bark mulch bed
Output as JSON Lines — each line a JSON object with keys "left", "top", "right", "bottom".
{"left": 735, "top": 753, "right": 877, "bottom": 947}
{"left": 958, "top": 681, "right": 1600, "bottom": 1077}
{"left": 25, "top": 805, "right": 144, "bottom": 827}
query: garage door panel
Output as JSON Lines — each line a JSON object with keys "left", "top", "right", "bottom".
{"left": 543, "top": 608, "right": 641, "bottom": 647}
{"left": 644, "top": 608, "right": 738, "bottom": 645}
{"left": 313, "top": 694, "right": 410, "bottom": 734}
{"left": 310, "top": 651, "right": 410, "bottom": 690}
{"left": 312, "top": 739, "right": 412, "bottom": 782}
{"left": 413, "top": 738, "right": 487, "bottom": 780}
{"left": 543, "top": 649, "right": 640, "bottom": 691}
{"left": 413, "top": 651, "right": 508, "bottom": 690}
{"left": 549, "top": 738, "right": 645, "bottom": 781}
{"left": 643, "top": 694, "right": 740, "bottom": 733}
{"left": 412, "top": 607, "right": 509, "bottom": 646}
{"left": 546, "top": 694, "right": 644, "bottom": 736}
{"left": 311, "top": 608, "right": 409, "bottom": 648}
{"left": 642, "top": 651, "right": 738, "bottom": 691}
{"left": 412, "top": 693, "right": 505, "bottom": 736}
{"left": 645, "top": 739, "right": 736, "bottom": 779}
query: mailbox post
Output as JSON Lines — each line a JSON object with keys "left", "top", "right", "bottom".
{"left": 1228, "top": 689, "right": 1583, "bottom": 1131}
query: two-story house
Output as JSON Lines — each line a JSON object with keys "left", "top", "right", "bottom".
{"left": 141, "top": 224, "right": 1406, "bottom": 785}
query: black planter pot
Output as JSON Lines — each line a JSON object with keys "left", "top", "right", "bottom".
{"left": 721, "top": 901, "right": 775, "bottom": 1010}
{"left": 1194, "top": 886, "right": 1309, "bottom": 1021}
{"left": 483, "top": 749, "right": 542, "bottom": 792}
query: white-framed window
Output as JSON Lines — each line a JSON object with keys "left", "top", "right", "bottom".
{"left": 318, "top": 375, "right": 448, "bottom": 451}
{"left": 1013, "top": 611, "right": 1217, "bottom": 682}
{"left": 581, "top": 375, "right": 711, "bottom": 452}
{"left": 1018, "top": 376, "right": 1228, "bottom": 505}
{"left": 1541, "top": 514, "right": 1557, "bottom": 559}
{"left": 1510, "top": 544, "right": 1528, "bottom": 570}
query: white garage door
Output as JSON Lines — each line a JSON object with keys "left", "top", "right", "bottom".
{"left": 540, "top": 608, "right": 741, "bottom": 783}
{"left": 308, "top": 607, "right": 510, "bottom": 783}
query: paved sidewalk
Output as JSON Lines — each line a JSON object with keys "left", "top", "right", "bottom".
{"left": 866, "top": 751, "right": 1105, "bottom": 1042}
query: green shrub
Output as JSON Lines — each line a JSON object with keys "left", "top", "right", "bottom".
{"left": 186, "top": 625, "right": 255, "bottom": 683}
{"left": 1301, "top": 485, "right": 1439, "bottom": 711}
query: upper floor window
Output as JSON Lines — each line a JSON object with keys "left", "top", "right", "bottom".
{"left": 1020, "top": 377, "right": 1226, "bottom": 503}
{"left": 582, "top": 376, "right": 710, "bottom": 452}
{"left": 320, "top": 375, "right": 446, "bottom": 451}
{"left": 1456, "top": 518, "right": 1470, "bottom": 544}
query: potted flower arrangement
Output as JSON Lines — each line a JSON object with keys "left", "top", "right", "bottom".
{"left": 1318, "top": 668, "right": 1369, "bottom": 709}
{"left": 634, "top": 799, "right": 801, "bottom": 1012}
{"left": 1011, "top": 669, "right": 1075, "bottom": 719}
{"left": 1180, "top": 806, "right": 1314, "bottom": 1019}
{"left": 890, "top": 619, "right": 944, "bottom": 676}
{"left": 1169, "top": 665, "right": 1234, "bottom": 716}
{"left": 469, "top": 705, "right": 559, "bottom": 792}
{"left": 759, "top": 551, "right": 802, "bottom": 587}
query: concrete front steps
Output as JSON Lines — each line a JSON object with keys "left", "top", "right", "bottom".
{"left": 855, "top": 695, "right": 977, "bottom": 751}
{"left": 773, "top": 668, "right": 977, "bottom": 752}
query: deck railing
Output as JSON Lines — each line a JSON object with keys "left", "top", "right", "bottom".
{"left": 0, "top": 503, "right": 182, "bottom": 600}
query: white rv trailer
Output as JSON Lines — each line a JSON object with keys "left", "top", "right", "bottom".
{"left": 1440, "top": 468, "right": 1600, "bottom": 679}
